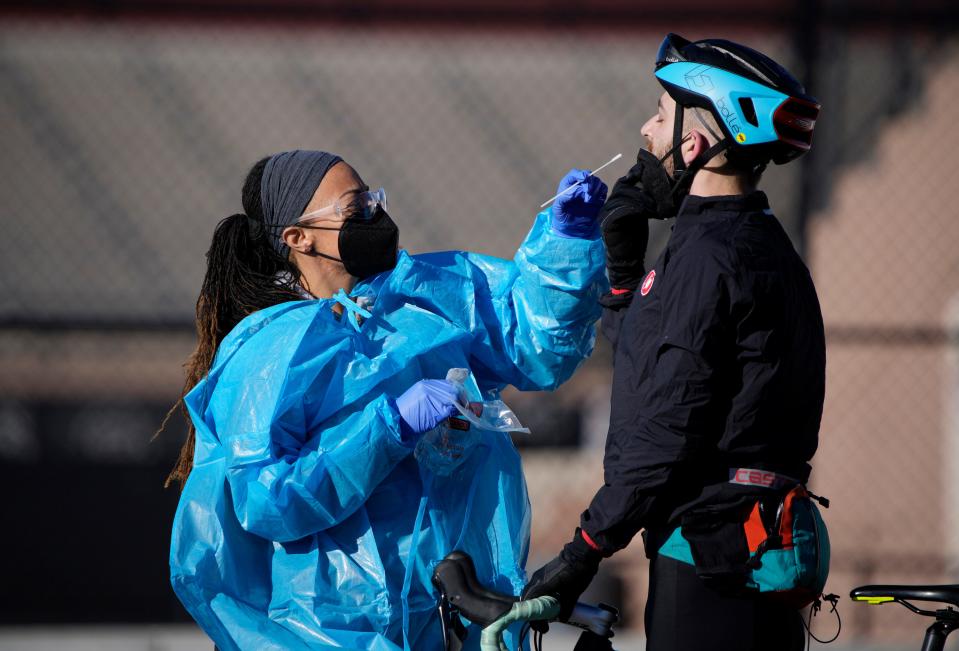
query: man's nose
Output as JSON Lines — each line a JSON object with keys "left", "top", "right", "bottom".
{"left": 640, "top": 117, "right": 654, "bottom": 139}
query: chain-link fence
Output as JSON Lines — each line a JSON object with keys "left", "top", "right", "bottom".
{"left": 1, "top": 4, "right": 958, "bottom": 648}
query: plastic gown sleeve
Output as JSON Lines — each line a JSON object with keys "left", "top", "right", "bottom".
{"left": 582, "top": 244, "right": 734, "bottom": 553}
{"left": 219, "top": 388, "right": 411, "bottom": 542}
{"left": 464, "top": 209, "right": 607, "bottom": 391}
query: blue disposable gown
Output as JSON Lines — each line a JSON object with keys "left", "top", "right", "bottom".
{"left": 170, "top": 211, "right": 607, "bottom": 650}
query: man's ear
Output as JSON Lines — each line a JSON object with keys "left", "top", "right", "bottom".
{"left": 682, "top": 129, "right": 709, "bottom": 166}
{"left": 282, "top": 226, "right": 313, "bottom": 254}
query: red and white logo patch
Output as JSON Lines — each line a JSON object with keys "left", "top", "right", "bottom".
{"left": 640, "top": 270, "right": 656, "bottom": 296}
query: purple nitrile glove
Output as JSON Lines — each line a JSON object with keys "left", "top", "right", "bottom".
{"left": 550, "top": 168, "right": 609, "bottom": 239}
{"left": 395, "top": 379, "right": 461, "bottom": 444}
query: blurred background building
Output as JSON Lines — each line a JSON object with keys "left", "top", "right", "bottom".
{"left": 1, "top": 0, "right": 958, "bottom": 649}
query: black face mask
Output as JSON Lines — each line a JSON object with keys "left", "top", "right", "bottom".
{"left": 632, "top": 148, "right": 684, "bottom": 220}
{"left": 310, "top": 206, "right": 399, "bottom": 279}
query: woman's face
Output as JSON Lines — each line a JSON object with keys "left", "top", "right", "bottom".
{"left": 292, "top": 161, "right": 368, "bottom": 262}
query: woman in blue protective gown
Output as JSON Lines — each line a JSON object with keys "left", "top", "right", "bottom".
{"left": 164, "top": 150, "right": 608, "bottom": 651}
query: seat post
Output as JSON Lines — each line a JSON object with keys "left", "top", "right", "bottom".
{"left": 921, "top": 619, "right": 959, "bottom": 651}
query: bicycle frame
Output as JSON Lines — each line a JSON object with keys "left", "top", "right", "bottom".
{"left": 920, "top": 618, "right": 959, "bottom": 651}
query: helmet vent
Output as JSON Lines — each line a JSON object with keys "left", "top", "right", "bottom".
{"left": 738, "top": 97, "right": 759, "bottom": 127}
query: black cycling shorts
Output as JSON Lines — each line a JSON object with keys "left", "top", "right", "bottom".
{"left": 645, "top": 553, "right": 805, "bottom": 651}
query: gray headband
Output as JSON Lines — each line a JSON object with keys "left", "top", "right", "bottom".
{"left": 260, "top": 150, "right": 343, "bottom": 254}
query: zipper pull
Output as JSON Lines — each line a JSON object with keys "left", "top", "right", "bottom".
{"left": 807, "top": 490, "right": 830, "bottom": 508}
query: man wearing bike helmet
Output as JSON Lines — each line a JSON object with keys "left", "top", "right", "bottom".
{"left": 524, "top": 34, "right": 825, "bottom": 650}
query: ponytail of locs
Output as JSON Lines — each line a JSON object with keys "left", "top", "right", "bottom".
{"left": 157, "top": 157, "right": 303, "bottom": 489}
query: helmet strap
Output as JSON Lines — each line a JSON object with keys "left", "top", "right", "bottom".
{"left": 671, "top": 104, "right": 687, "bottom": 178}
{"left": 661, "top": 138, "right": 731, "bottom": 200}
{"left": 660, "top": 102, "right": 732, "bottom": 200}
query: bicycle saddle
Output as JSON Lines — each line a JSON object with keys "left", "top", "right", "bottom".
{"left": 851, "top": 585, "right": 959, "bottom": 608}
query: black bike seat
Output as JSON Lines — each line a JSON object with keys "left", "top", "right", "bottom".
{"left": 851, "top": 584, "right": 959, "bottom": 608}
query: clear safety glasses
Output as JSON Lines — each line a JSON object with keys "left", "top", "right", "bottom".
{"left": 299, "top": 187, "right": 388, "bottom": 225}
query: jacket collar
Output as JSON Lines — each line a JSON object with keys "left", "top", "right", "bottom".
{"left": 677, "top": 191, "right": 770, "bottom": 219}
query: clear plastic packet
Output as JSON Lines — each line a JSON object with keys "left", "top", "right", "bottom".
{"left": 414, "top": 368, "right": 530, "bottom": 476}
{"left": 452, "top": 400, "right": 530, "bottom": 434}
{"left": 447, "top": 368, "right": 530, "bottom": 434}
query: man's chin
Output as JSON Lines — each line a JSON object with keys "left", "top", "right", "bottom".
{"left": 648, "top": 146, "right": 666, "bottom": 163}
{"left": 644, "top": 143, "right": 675, "bottom": 176}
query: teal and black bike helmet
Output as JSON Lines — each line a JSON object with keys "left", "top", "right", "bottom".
{"left": 654, "top": 33, "right": 820, "bottom": 178}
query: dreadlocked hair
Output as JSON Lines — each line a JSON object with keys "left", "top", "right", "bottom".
{"left": 156, "top": 156, "right": 303, "bottom": 490}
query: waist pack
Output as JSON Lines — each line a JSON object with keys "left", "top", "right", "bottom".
{"left": 656, "top": 484, "right": 830, "bottom": 609}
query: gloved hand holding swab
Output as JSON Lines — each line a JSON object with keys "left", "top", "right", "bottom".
{"left": 540, "top": 153, "right": 623, "bottom": 208}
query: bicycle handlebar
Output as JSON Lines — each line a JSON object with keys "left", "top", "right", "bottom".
{"left": 480, "top": 596, "right": 559, "bottom": 651}
{"left": 431, "top": 551, "right": 619, "bottom": 638}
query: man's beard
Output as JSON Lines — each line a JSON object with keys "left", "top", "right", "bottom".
{"left": 647, "top": 138, "right": 675, "bottom": 177}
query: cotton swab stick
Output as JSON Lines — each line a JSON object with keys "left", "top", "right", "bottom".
{"left": 540, "top": 153, "right": 623, "bottom": 209}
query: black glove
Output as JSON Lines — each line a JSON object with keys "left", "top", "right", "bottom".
{"left": 522, "top": 529, "right": 603, "bottom": 622}
{"left": 598, "top": 148, "right": 678, "bottom": 293}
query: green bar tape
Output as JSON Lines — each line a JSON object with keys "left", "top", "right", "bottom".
{"left": 480, "top": 596, "right": 560, "bottom": 651}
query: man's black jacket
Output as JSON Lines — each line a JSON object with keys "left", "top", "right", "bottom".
{"left": 581, "top": 191, "right": 825, "bottom": 555}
